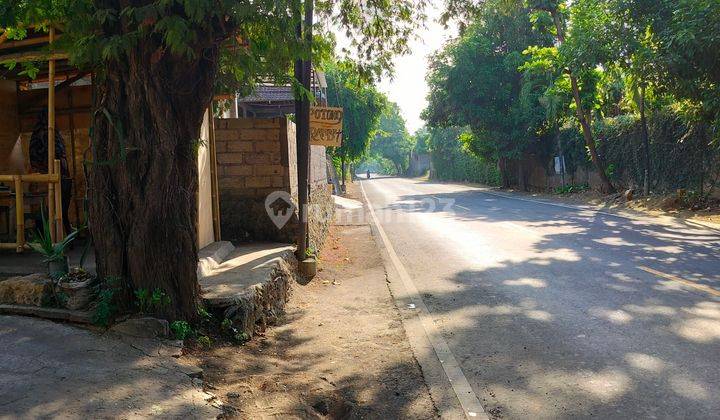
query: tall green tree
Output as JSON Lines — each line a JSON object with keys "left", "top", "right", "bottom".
{"left": 564, "top": 0, "right": 664, "bottom": 194}
{"left": 326, "top": 62, "right": 386, "bottom": 182}
{"left": 424, "top": 6, "right": 551, "bottom": 188}
{"left": 2, "top": 0, "right": 424, "bottom": 320}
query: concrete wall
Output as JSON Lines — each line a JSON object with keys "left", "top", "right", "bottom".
{"left": 197, "top": 110, "right": 215, "bottom": 249}
{"left": 516, "top": 155, "right": 603, "bottom": 192}
{"left": 408, "top": 152, "right": 431, "bottom": 177}
{"left": 215, "top": 117, "right": 333, "bottom": 249}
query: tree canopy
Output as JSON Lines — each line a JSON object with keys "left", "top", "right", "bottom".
{"left": 326, "top": 62, "right": 386, "bottom": 167}
{"left": 1, "top": 0, "right": 427, "bottom": 321}
{"left": 424, "top": 5, "right": 551, "bottom": 185}
{"left": 368, "top": 102, "right": 414, "bottom": 175}
{"left": 428, "top": 0, "right": 720, "bottom": 194}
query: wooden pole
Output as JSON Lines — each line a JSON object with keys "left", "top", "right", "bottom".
{"left": 14, "top": 176, "right": 24, "bottom": 253}
{"left": 48, "top": 27, "right": 56, "bottom": 242}
{"left": 54, "top": 159, "right": 64, "bottom": 240}
{"left": 294, "top": 0, "right": 313, "bottom": 259}
{"left": 207, "top": 105, "right": 222, "bottom": 241}
{"left": 68, "top": 83, "right": 80, "bottom": 226}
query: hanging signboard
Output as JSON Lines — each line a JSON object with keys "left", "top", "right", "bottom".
{"left": 310, "top": 106, "right": 343, "bottom": 147}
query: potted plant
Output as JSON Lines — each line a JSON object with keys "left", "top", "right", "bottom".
{"left": 28, "top": 212, "right": 95, "bottom": 310}
{"left": 57, "top": 268, "right": 96, "bottom": 310}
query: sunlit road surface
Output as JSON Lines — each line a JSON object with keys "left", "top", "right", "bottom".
{"left": 360, "top": 177, "right": 720, "bottom": 419}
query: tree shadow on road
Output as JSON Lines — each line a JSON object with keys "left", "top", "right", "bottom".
{"left": 378, "top": 188, "right": 720, "bottom": 418}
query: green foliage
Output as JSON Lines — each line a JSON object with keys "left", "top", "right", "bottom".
{"left": 233, "top": 331, "right": 251, "bottom": 344}
{"left": 554, "top": 184, "right": 589, "bottom": 195}
{"left": 134, "top": 288, "right": 171, "bottom": 314}
{"left": 304, "top": 246, "right": 316, "bottom": 258}
{"left": 220, "top": 318, "right": 251, "bottom": 343}
{"left": 2, "top": 0, "right": 425, "bottom": 95}
{"left": 413, "top": 128, "right": 431, "bottom": 155}
{"left": 367, "top": 102, "right": 414, "bottom": 175}
{"left": 431, "top": 0, "right": 720, "bottom": 193}
{"left": 427, "top": 127, "right": 501, "bottom": 186}
{"left": 424, "top": 6, "right": 553, "bottom": 180}
{"left": 92, "top": 276, "right": 121, "bottom": 327}
{"left": 595, "top": 111, "right": 719, "bottom": 194}
{"left": 170, "top": 320, "right": 194, "bottom": 340}
{"left": 28, "top": 210, "right": 81, "bottom": 264}
{"left": 197, "top": 306, "right": 213, "bottom": 322}
{"left": 358, "top": 155, "right": 395, "bottom": 176}
{"left": 196, "top": 335, "right": 212, "bottom": 348}
{"left": 326, "top": 62, "right": 387, "bottom": 164}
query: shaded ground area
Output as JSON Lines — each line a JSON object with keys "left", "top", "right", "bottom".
{"left": 0, "top": 242, "right": 96, "bottom": 278}
{"left": 186, "top": 190, "right": 437, "bottom": 419}
{"left": 0, "top": 315, "right": 219, "bottom": 418}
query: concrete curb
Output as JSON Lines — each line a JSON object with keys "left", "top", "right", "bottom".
{"left": 197, "top": 241, "right": 235, "bottom": 280}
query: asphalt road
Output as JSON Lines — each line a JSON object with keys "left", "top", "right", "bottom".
{"left": 360, "top": 176, "right": 720, "bottom": 419}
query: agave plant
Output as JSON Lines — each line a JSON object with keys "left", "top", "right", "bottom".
{"left": 28, "top": 210, "right": 80, "bottom": 266}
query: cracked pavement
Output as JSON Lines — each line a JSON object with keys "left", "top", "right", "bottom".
{"left": 0, "top": 315, "right": 219, "bottom": 419}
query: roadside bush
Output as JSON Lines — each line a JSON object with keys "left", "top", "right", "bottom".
{"left": 554, "top": 184, "right": 590, "bottom": 195}
{"left": 429, "top": 127, "right": 501, "bottom": 186}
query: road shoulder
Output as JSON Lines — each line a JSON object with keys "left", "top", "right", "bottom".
{"left": 358, "top": 180, "right": 488, "bottom": 420}
{"left": 186, "top": 185, "right": 437, "bottom": 418}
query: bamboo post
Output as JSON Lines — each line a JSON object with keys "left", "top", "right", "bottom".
{"left": 207, "top": 106, "right": 221, "bottom": 241}
{"left": 54, "top": 159, "right": 63, "bottom": 240}
{"left": 14, "top": 176, "right": 24, "bottom": 253}
{"left": 47, "top": 27, "right": 56, "bottom": 242}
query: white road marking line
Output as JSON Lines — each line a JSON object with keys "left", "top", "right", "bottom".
{"left": 361, "top": 182, "right": 489, "bottom": 420}
{"left": 456, "top": 204, "right": 471, "bottom": 211}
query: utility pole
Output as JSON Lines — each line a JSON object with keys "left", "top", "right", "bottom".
{"left": 294, "top": 0, "right": 313, "bottom": 259}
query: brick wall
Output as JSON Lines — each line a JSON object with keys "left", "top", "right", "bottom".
{"left": 215, "top": 117, "right": 333, "bottom": 246}
{"left": 215, "top": 117, "right": 290, "bottom": 198}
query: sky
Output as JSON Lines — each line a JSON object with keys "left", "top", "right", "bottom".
{"left": 378, "top": 3, "right": 457, "bottom": 135}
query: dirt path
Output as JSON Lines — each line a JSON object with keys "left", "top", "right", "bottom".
{"left": 187, "top": 184, "right": 437, "bottom": 419}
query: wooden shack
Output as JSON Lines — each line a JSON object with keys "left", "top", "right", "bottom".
{"left": 0, "top": 27, "right": 220, "bottom": 252}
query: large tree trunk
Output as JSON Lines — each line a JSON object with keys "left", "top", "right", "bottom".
{"left": 89, "top": 33, "right": 220, "bottom": 321}
{"left": 569, "top": 75, "right": 615, "bottom": 193}
{"left": 498, "top": 157, "right": 511, "bottom": 188}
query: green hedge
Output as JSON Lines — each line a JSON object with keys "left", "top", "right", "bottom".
{"left": 429, "top": 127, "right": 501, "bottom": 186}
